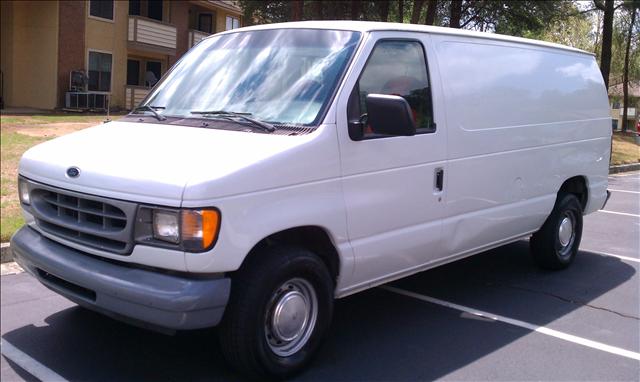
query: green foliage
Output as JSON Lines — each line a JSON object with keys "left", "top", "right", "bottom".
{"left": 235, "top": 1, "right": 640, "bottom": 87}
{"left": 527, "top": 4, "right": 595, "bottom": 51}
{"left": 238, "top": 1, "right": 291, "bottom": 25}
{"left": 610, "top": 2, "right": 640, "bottom": 84}
{"left": 486, "top": 1, "right": 576, "bottom": 37}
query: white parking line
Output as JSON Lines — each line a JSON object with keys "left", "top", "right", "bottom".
{"left": 0, "top": 338, "right": 69, "bottom": 382}
{"left": 598, "top": 210, "right": 640, "bottom": 218}
{"left": 380, "top": 286, "right": 640, "bottom": 361}
{"left": 581, "top": 249, "right": 640, "bottom": 263}
{"left": 609, "top": 189, "right": 640, "bottom": 194}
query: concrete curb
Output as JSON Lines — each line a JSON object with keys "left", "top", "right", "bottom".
{"left": 609, "top": 163, "right": 640, "bottom": 174}
{"left": 1, "top": 243, "right": 12, "bottom": 264}
{"left": 1, "top": 261, "right": 23, "bottom": 276}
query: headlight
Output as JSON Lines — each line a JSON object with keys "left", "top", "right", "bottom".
{"left": 143, "top": 207, "right": 221, "bottom": 252}
{"left": 152, "top": 210, "right": 180, "bottom": 243}
{"left": 18, "top": 178, "right": 30, "bottom": 205}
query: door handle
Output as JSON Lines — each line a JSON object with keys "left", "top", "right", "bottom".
{"left": 435, "top": 168, "right": 444, "bottom": 192}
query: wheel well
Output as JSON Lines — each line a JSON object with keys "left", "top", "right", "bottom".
{"left": 241, "top": 226, "right": 340, "bottom": 283}
{"left": 558, "top": 176, "right": 588, "bottom": 211}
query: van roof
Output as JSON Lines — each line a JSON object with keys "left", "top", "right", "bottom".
{"left": 221, "top": 20, "right": 592, "bottom": 56}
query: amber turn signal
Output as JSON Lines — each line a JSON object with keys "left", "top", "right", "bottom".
{"left": 181, "top": 209, "right": 221, "bottom": 251}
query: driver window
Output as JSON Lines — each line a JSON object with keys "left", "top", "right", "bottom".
{"left": 352, "top": 40, "right": 434, "bottom": 136}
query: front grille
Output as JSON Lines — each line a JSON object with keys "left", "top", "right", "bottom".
{"left": 28, "top": 182, "right": 138, "bottom": 255}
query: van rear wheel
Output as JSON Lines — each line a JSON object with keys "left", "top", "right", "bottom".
{"left": 219, "top": 246, "right": 334, "bottom": 379}
{"left": 530, "top": 193, "right": 583, "bottom": 270}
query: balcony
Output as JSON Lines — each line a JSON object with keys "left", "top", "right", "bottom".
{"left": 128, "top": 16, "right": 177, "bottom": 55}
{"left": 124, "top": 86, "right": 151, "bottom": 111}
{"left": 188, "top": 29, "right": 211, "bottom": 48}
{"left": 618, "top": 108, "right": 636, "bottom": 118}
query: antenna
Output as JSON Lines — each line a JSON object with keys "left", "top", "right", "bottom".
{"left": 104, "top": 95, "right": 111, "bottom": 123}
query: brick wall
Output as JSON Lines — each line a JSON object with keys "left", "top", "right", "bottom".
{"left": 57, "top": 1, "right": 86, "bottom": 108}
{"left": 169, "top": 1, "right": 189, "bottom": 67}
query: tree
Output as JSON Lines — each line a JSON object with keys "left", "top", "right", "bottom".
{"left": 376, "top": 0, "right": 390, "bottom": 22}
{"left": 486, "top": 1, "right": 576, "bottom": 36}
{"left": 239, "top": 1, "right": 290, "bottom": 25}
{"left": 622, "top": 1, "right": 639, "bottom": 131}
{"left": 534, "top": 6, "right": 594, "bottom": 51}
{"left": 430, "top": 1, "right": 575, "bottom": 35}
{"left": 351, "top": 0, "right": 362, "bottom": 20}
{"left": 398, "top": 0, "right": 404, "bottom": 22}
{"left": 290, "top": 0, "right": 303, "bottom": 21}
{"left": 595, "top": 0, "right": 616, "bottom": 89}
{"left": 449, "top": 0, "right": 462, "bottom": 28}
{"left": 313, "top": 0, "right": 324, "bottom": 20}
{"left": 411, "top": 0, "right": 425, "bottom": 24}
{"left": 424, "top": 0, "right": 437, "bottom": 25}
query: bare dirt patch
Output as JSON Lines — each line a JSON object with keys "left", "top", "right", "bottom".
{"left": 13, "top": 122, "right": 98, "bottom": 138}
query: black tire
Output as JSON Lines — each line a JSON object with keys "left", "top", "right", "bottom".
{"left": 530, "top": 193, "right": 583, "bottom": 270}
{"left": 219, "top": 246, "right": 334, "bottom": 380}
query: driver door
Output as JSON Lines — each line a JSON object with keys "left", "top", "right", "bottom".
{"left": 336, "top": 32, "right": 448, "bottom": 292}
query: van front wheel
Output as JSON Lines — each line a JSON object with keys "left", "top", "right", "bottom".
{"left": 530, "top": 193, "right": 583, "bottom": 270}
{"left": 219, "top": 246, "right": 334, "bottom": 379}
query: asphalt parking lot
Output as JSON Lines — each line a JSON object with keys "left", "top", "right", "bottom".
{"left": 1, "top": 171, "right": 639, "bottom": 381}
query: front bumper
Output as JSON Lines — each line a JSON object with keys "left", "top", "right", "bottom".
{"left": 11, "top": 226, "right": 230, "bottom": 330}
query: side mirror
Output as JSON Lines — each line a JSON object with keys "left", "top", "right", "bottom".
{"left": 348, "top": 117, "right": 366, "bottom": 141}
{"left": 366, "top": 94, "right": 416, "bottom": 136}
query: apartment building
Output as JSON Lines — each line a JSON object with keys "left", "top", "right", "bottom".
{"left": 609, "top": 81, "right": 640, "bottom": 131}
{"left": 0, "top": 0, "right": 243, "bottom": 111}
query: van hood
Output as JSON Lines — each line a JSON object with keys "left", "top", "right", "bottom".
{"left": 19, "top": 121, "right": 335, "bottom": 206}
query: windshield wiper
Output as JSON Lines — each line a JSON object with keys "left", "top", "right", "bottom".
{"left": 190, "top": 110, "right": 275, "bottom": 133}
{"left": 131, "top": 105, "right": 167, "bottom": 121}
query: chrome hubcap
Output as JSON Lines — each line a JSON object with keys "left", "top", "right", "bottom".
{"left": 265, "top": 278, "right": 317, "bottom": 357}
{"left": 558, "top": 216, "right": 574, "bottom": 247}
{"left": 272, "top": 291, "right": 308, "bottom": 341}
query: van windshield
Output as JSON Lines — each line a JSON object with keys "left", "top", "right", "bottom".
{"left": 141, "top": 29, "right": 361, "bottom": 128}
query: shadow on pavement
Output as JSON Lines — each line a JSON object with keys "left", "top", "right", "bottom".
{"left": 2, "top": 241, "right": 636, "bottom": 381}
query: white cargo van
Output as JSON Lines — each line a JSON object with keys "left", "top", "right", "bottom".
{"left": 12, "top": 21, "right": 611, "bottom": 378}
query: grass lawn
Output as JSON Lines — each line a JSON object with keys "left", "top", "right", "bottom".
{"left": 611, "top": 133, "right": 640, "bottom": 165}
{"left": 1, "top": 113, "right": 118, "bottom": 241}
{"left": 0, "top": 118, "right": 638, "bottom": 243}
{"left": 0, "top": 131, "right": 49, "bottom": 241}
{"left": 0, "top": 114, "right": 109, "bottom": 126}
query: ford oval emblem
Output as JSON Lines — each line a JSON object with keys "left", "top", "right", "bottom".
{"left": 66, "top": 167, "right": 80, "bottom": 178}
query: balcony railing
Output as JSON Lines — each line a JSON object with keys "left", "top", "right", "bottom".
{"left": 188, "top": 29, "right": 211, "bottom": 48}
{"left": 125, "top": 86, "right": 151, "bottom": 111}
{"left": 128, "top": 16, "right": 177, "bottom": 53}
{"left": 618, "top": 108, "right": 636, "bottom": 117}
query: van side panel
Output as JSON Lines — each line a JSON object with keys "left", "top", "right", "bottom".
{"left": 433, "top": 35, "right": 611, "bottom": 256}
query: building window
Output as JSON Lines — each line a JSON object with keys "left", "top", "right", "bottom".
{"left": 145, "top": 61, "right": 162, "bottom": 87}
{"left": 129, "top": 0, "right": 141, "bottom": 16}
{"left": 89, "top": 0, "right": 114, "bottom": 20}
{"left": 127, "top": 59, "right": 140, "bottom": 86}
{"left": 199, "top": 14, "right": 213, "bottom": 33}
{"left": 147, "top": 0, "right": 163, "bottom": 21}
{"left": 88, "top": 52, "right": 112, "bottom": 92}
{"left": 226, "top": 16, "right": 240, "bottom": 31}
{"left": 129, "top": 0, "right": 162, "bottom": 21}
